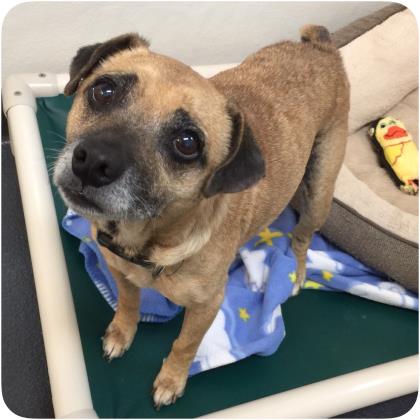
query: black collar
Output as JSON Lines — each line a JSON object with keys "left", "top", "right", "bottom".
{"left": 96, "top": 230, "right": 164, "bottom": 278}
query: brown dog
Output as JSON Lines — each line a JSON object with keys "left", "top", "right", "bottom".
{"left": 54, "top": 26, "right": 349, "bottom": 408}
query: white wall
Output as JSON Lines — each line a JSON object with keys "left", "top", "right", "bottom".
{"left": 2, "top": 1, "right": 390, "bottom": 79}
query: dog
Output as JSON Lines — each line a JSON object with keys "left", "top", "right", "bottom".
{"left": 54, "top": 25, "right": 349, "bottom": 408}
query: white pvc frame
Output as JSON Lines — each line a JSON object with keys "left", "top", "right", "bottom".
{"left": 2, "top": 69, "right": 418, "bottom": 419}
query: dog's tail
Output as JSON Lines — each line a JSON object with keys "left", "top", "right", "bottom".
{"left": 300, "top": 25, "right": 334, "bottom": 51}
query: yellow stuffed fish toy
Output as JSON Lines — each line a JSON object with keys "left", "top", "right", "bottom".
{"left": 368, "top": 117, "right": 418, "bottom": 195}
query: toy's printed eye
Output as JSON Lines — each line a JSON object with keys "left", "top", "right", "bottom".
{"left": 390, "top": 120, "right": 396, "bottom": 125}
{"left": 173, "top": 131, "right": 200, "bottom": 160}
{"left": 380, "top": 123, "right": 386, "bottom": 128}
{"left": 91, "top": 78, "right": 116, "bottom": 104}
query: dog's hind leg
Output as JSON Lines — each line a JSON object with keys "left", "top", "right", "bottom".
{"left": 291, "top": 119, "right": 347, "bottom": 295}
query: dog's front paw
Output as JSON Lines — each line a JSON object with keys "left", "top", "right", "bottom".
{"left": 291, "top": 271, "right": 305, "bottom": 296}
{"left": 292, "top": 283, "right": 301, "bottom": 296}
{"left": 152, "top": 362, "right": 187, "bottom": 410}
{"left": 102, "top": 322, "right": 136, "bottom": 361}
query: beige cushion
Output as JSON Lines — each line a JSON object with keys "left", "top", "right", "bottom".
{"left": 322, "top": 8, "right": 419, "bottom": 292}
{"left": 341, "top": 9, "right": 418, "bottom": 134}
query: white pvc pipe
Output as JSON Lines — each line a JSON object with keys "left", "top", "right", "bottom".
{"left": 6, "top": 104, "right": 97, "bottom": 418}
{"left": 202, "top": 355, "right": 418, "bottom": 418}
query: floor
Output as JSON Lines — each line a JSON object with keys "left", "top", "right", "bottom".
{"left": 1, "top": 113, "right": 417, "bottom": 418}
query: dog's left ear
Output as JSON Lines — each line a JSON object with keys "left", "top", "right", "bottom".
{"left": 64, "top": 33, "right": 149, "bottom": 96}
{"left": 203, "top": 103, "right": 265, "bottom": 197}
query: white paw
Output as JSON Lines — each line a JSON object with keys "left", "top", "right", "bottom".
{"left": 102, "top": 322, "right": 136, "bottom": 361}
{"left": 292, "top": 283, "right": 301, "bottom": 296}
{"left": 152, "top": 366, "right": 187, "bottom": 410}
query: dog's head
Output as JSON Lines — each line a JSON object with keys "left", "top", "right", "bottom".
{"left": 54, "top": 33, "right": 265, "bottom": 220}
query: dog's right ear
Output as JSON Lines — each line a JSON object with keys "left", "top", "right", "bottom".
{"left": 64, "top": 33, "right": 149, "bottom": 96}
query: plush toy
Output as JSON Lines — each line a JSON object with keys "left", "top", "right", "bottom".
{"left": 368, "top": 116, "right": 418, "bottom": 195}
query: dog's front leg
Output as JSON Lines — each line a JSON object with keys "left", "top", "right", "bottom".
{"left": 102, "top": 265, "right": 140, "bottom": 360}
{"left": 152, "top": 293, "right": 223, "bottom": 409}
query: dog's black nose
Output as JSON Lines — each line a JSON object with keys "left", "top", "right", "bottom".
{"left": 72, "top": 138, "right": 127, "bottom": 188}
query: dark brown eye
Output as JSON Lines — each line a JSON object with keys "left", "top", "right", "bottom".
{"left": 173, "top": 132, "right": 200, "bottom": 160}
{"left": 91, "top": 78, "right": 116, "bottom": 104}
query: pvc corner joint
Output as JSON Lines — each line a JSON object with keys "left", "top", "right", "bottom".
{"left": 2, "top": 73, "right": 70, "bottom": 116}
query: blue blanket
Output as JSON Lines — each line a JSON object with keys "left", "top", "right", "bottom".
{"left": 62, "top": 206, "right": 418, "bottom": 375}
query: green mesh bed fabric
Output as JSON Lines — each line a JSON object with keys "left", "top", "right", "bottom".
{"left": 37, "top": 95, "right": 418, "bottom": 418}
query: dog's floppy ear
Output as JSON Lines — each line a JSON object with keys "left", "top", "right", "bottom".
{"left": 64, "top": 33, "right": 149, "bottom": 96}
{"left": 203, "top": 103, "right": 265, "bottom": 197}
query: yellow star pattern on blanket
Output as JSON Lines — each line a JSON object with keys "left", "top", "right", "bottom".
{"left": 304, "top": 280, "right": 323, "bottom": 289}
{"left": 289, "top": 271, "right": 297, "bottom": 283}
{"left": 322, "top": 271, "right": 334, "bottom": 281}
{"left": 254, "top": 227, "right": 283, "bottom": 247}
{"left": 239, "top": 307, "right": 250, "bottom": 321}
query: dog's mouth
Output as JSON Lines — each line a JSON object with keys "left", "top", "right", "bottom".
{"left": 61, "top": 186, "right": 102, "bottom": 213}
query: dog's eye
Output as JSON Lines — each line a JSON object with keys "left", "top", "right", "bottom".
{"left": 91, "top": 78, "right": 116, "bottom": 104}
{"left": 173, "top": 132, "right": 200, "bottom": 160}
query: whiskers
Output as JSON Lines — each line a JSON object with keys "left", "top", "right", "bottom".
{"left": 44, "top": 129, "right": 68, "bottom": 178}
{"left": 44, "top": 147, "right": 64, "bottom": 177}
{"left": 131, "top": 188, "right": 155, "bottom": 219}
{"left": 46, "top": 129, "right": 67, "bottom": 144}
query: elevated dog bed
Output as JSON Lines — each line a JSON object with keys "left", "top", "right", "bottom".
{"left": 322, "top": 7, "right": 419, "bottom": 292}
{"left": 27, "top": 90, "right": 418, "bottom": 417}
{"left": 3, "top": 4, "right": 418, "bottom": 418}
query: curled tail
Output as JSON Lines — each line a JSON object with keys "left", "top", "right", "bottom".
{"left": 300, "top": 25, "right": 334, "bottom": 51}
